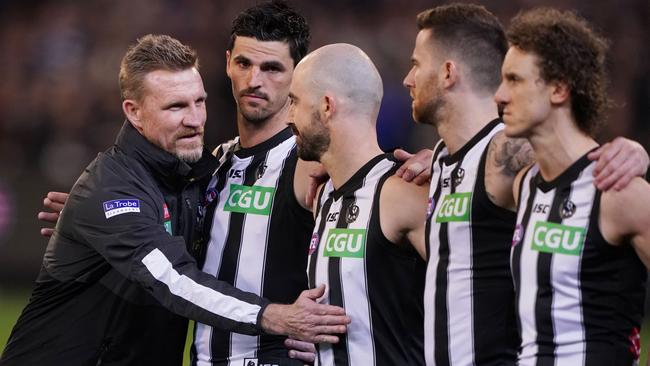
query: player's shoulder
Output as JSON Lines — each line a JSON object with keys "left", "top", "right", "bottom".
{"left": 602, "top": 176, "right": 650, "bottom": 207}
{"left": 382, "top": 175, "right": 429, "bottom": 202}
{"left": 600, "top": 176, "right": 650, "bottom": 244}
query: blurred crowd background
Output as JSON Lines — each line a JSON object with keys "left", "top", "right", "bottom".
{"left": 0, "top": 0, "right": 648, "bottom": 353}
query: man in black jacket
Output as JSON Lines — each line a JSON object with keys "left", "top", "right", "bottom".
{"left": 1, "top": 34, "right": 348, "bottom": 366}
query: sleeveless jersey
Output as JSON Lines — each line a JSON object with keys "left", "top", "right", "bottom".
{"left": 308, "top": 154, "right": 426, "bottom": 366}
{"left": 192, "top": 128, "right": 314, "bottom": 366}
{"left": 511, "top": 153, "right": 646, "bottom": 366}
{"left": 425, "top": 119, "right": 519, "bottom": 366}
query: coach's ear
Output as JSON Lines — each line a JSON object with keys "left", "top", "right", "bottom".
{"left": 123, "top": 99, "right": 144, "bottom": 132}
{"left": 550, "top": 80, "right": 570, "bottom": 105}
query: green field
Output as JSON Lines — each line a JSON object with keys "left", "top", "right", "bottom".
{"left": 1, "top": 290, "right": 649, "bottom": 364}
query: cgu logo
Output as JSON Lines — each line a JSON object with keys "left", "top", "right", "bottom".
{"left": 224, "top": 184, "right": 275, "bottom": 215}
{"left": 323, "top": 228, "right": 366, "bottom": 258}
{"left": 435, "top": 192, "right": 471, "bottom": 223}
{"left": 532, "top": 221, "right": 585, "bottom": 256}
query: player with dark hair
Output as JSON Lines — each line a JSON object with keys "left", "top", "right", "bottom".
{"left": 496, "top": 8, "right": 650, "bottom": 365}
{"left": 191, "top": 1, "right": 329, "bottom": 365}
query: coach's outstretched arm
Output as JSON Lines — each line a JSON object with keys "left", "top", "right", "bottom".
{"left": 52, "top": 163, "right": 349, "bottom": 343}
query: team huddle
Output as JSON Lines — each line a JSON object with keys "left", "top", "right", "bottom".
{"left": 2, "top": 1, "right": 650, "bottom": 366}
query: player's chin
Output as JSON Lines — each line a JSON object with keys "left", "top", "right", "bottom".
{"left": 502, "top": 118, "right": 523, "bottom": 138}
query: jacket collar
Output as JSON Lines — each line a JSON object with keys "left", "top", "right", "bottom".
{"left": 115, "top": 120, "right": 218, "bottom": 183}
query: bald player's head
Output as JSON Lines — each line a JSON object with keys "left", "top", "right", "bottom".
{"left": 294, "top": 43, "right": 383, "bottom": 121}
{"left": 288, "top": 43, "right": 384, "bottom": 162}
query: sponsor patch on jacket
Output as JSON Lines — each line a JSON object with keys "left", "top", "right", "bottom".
{"left": 103, "top": 199, "right": 140, "bottom": 219}
{"left": 163, "top": 203, "right": 172, "bottom": 235}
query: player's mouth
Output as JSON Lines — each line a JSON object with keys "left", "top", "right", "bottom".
{"left": 240, "top": 90, "right": 268, "bottom": 102}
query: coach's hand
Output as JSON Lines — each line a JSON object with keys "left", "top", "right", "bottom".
{"left": 285, "top": 338, "right": 316, "bottom": 363}
{"left": 394, "top": 148, "right": 433, "bottom": 185}
{"left": 260, "top": 284, "right": 350, "bottom": 343}
{"left": 38, "top": 191, "right": 69, "bottom": 237}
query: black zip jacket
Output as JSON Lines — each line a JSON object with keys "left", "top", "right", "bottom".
{"left": 1, "top": 122, "right": 269, "bottom": 366}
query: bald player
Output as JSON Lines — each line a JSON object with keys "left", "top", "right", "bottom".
{"left": 287, "top": 43, "right": 428, "bottom": 365}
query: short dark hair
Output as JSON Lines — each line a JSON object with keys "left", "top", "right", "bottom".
{"left": 119, "top": 34, "right": 198, "bottom": 101}
{"left": 507, "top": 8, "right": 610, "bottom": 136}
{"left": 417, "top": 3, "right": 507, "bottom": 93}
{"left": 228, "top": 0, "right": 310, "bottom": 66}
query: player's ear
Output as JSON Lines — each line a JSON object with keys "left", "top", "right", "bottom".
{"left": 441, "top": 60, "right": 458, "bottom": 89}
{"left": 549, "top": 80, "right": 570, "bottom": 105}
{"left": 321, "top": 93, "right": 335, "bottom": 125}
{"left": 225, "top": 50, "right": 232, "bottom": 78}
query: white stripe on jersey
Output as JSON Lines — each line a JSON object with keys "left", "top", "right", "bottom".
{"left": 515, "top": 166, "right": 541, "bottom": 362}
{"left": 424, "top": 140, "right": 444, "bottom": 365}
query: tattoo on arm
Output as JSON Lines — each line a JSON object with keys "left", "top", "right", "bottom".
{"left": 489, "top": 137, "right": 535, "bottom": 177}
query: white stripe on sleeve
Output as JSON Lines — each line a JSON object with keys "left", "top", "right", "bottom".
{"left": 142, "top": 248, "right": 261, "bottom": 324}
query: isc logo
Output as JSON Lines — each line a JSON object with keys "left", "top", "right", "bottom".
{"left": 435, "top": 192, "right": 471, "bottom": 223}
{"left": 532, "top": 221, "right": 585, "bottom": 256}
{"left": 323, "top": 228, "right": 366, "bottom": 258}
{"left": 224, "top": 184, "right": 275, "bottom": 215}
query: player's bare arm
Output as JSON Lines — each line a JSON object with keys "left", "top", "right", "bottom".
{"left": 379, "top": 175, "right": 428, "bottom": 259}
{"left": 599, "top": 177, "right": 650, "bottom": 268}
{"left": 487, "top": 133, "right": 646, "bottom": 213}
{"left": 485, "top": 131, "right": 535, "bottom": 211}
{"left": 294, "top": 158, "right": 325, "bottom": 211}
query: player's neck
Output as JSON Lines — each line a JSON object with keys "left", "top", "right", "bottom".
{"left": 437, "top": 93, "right": 499, "bottom": 154}
{"left": 236, "top": 102, "right": 290, "bottom": 148}
{"left": 321, "top": 124, "right": 383, "bottom": 190}
{"left": 528, "top": 113, "right": 598, "bottom": 182}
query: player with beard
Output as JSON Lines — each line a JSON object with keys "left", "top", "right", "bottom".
{"left": 401, "top": 4, "right": 648, "bottom": 365}
{"left": 190, "top": 2, "right": 343, "bottom": 365}
{"left": 288, "top": 43, "right": 428, "bottom": 366}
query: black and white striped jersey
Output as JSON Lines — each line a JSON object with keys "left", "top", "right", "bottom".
{"left": 425, "top": 119, "right": 519, "bottom": 366}
{"left": 192, "top": 128, "right": 314, "bottom": 366}
{"left": 308, "top": 154, "right": 426, "bottom": 366}
{"left": 511, "top": 153, "right": 646, "bottom": 365}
